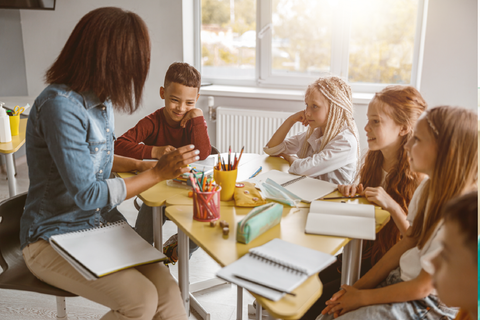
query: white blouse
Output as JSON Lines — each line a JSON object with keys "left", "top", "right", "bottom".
{"left": 263, "top": 126, "right": 358, "bottom": 185}
{"left": 399, "top": 178, "right": 443, "bottom": 290}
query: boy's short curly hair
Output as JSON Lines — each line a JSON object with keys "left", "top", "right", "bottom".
{"left": 164, "top": 62, "right": 201, "bottom": 91}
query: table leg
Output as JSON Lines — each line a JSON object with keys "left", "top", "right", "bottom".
{"left": 152, "top": 206, "right": 164, "bottom": 251}
{"left": 237, "top": 285, "right": 243, "bottom": 320}
{"left": 341, "top": 239, "right": 363, "bottom": 285}
{"left": 5, "top": 154, "right": 16, "bottom": 197}
{"left": 255, "top": 299, "right": 262, "bottom": 320}
{"left": 178, "top": 228, "right": 190, "bottom": 313}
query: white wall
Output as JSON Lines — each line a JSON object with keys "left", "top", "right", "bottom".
{"left": 20, "top": 0, "right": 184, "bottom": 135}
{"left": 420, "top": 0, "right": 477, "bottom": 109}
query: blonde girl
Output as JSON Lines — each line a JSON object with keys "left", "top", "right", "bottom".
{"left": 319, "top": 106, "right": 477, "bottom": 320}
{"left": 264, "top": 75, "right": 359, "bottom": 185}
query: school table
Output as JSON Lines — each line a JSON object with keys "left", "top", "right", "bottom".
{"left": 166, "top": 198, "right": 389, "bottom": 320}
{"left": 0, "top": 118, "right": 27, "bottom": 197}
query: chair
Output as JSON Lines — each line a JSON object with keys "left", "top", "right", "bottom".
{"left": 0, "top": 192, "right": 77, "bottom": 319}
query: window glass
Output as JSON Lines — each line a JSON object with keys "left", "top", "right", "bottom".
{"left": 348, "top": 0, "right": 419, "bottom": 84}
{"left": 271, "top": 0, "right": 333, "bottom": 76}
{"left": 201, "top": 0, "right": 256, "bottom": 80}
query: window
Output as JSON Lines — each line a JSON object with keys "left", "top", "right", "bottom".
{"left": 197, "top": 0, "right": 426, "bottom": 92}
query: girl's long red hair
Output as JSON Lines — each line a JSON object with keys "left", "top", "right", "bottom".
{"left": 360, "top": 86, "right": 427, "bottom": 264}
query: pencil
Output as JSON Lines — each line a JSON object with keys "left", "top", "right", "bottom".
{"left": 232, "top": 274, "right": 296, "bottom": 297}
{"left": 320, "top": 195, "right": 363, "bottom": 200}
{"left": 228, "top": 146, "right": 231, "bottom": 170}
{"left": 234, "top": 146, "right": 244, "bottom": 170}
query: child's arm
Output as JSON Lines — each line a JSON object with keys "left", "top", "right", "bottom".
{"left": 181, "top": 108, "right": 211, "bottom": 160}
{"left": 114, "top": 115, "right": 158, "bottom": 160}
{"left": 364, "top": 187, "right": 409, "bottom": 236}
{"left": 288, "top": 131, "right": 355, "bottom": 177}
{"left": 266, "top": 110, "right": 308, "bottom": 148}
{"left": 323, "top": 270, "right": 433, "bottom": 318}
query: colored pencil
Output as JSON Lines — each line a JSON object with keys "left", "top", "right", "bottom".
{"left": 228, "top": 146, "right": 231, "bottom": 170}
{"left": 234, "top": 146, "right": 244, "bottom": 169}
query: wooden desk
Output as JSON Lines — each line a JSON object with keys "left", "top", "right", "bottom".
{"left": 166, "top": 202, "right": 390, "bottom": 319}
{"left": 0, "top": 118, "right": 27, "bottom": 196}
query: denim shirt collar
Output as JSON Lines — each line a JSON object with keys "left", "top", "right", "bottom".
{"left": 81, "top": 91, "right": 105, "bottom": 110}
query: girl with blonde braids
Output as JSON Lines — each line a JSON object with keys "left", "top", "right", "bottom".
{"left": 264, "top": 75, "right": 359, "bottom": 185}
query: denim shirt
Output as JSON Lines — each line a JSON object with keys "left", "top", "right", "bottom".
{"left": 20, "top": 84, "right": 127, "bottom": 250}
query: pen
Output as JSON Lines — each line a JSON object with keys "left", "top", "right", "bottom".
{"left": 233, "top": 274, "right": 296, "bottom": 297}
{"left": 320, "top": 195, "right": 363, "bottom": 200}
{"left": 248, "top": 166, "right": 262, "bottom": 179}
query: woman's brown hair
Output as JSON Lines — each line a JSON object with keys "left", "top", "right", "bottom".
{"left": 45, "top": 7, "right": 151, "bottom": 114}
{"left": 410, "top": 106, "right": 477, "bottom": 249}
{"left": 360, "top": 85, "right": 427, "bottom": 264}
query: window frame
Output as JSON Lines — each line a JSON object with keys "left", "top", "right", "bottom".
{"left": 195, "top": 0, "right": 428, "bottom": 93}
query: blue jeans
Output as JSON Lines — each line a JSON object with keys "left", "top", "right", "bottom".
{"left": 317, "top": 267, "right": 457, "bottom": 320}
{"left": 135, "top": 203, "right": 199, "bottom": 257}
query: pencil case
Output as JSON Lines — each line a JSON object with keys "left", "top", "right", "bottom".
{"left": 234, "top": 181, "right": 267, "bottom": 207}
{"left": 236, "top": 203, "right": 283, "bottom": 244}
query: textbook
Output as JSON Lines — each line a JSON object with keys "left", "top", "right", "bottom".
{"left": 216, "top": 238, "right": 336, "bottom": 301}
{"left": 247, "top": 170, "right": 337, "bottom": 203}
{"left": 305, "top": 201, "right": 376, "bottom": 240}
{"left": 49, "top": 221, "right": 167, "bottom": 281}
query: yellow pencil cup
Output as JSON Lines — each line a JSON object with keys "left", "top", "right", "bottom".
{"left": 9, "top": 115, "right": 20, "bottom": 136}
{"left": 213, "top": 168, "right": 238, "bottom": 201}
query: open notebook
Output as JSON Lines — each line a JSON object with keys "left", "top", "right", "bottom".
{"left": 246, "top": 170, "right": 337, "bottom": 203}
{"left": 305, "top": 201, "right": 376, "bottom": 240}
{"left": 216, "top": 239, "right": 336, "bottom": 301}
{"left": 49, "top": 221, "right": 167, "bottom": 281}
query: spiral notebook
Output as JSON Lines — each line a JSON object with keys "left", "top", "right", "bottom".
{"left": 246, "top": 170, "right": 337, "bottom": 203}
{"left": 216, "top": 239, "right": 336, "bottom": 301}
{"left": 49, "top": 221, "right": 167, "bottom": 281}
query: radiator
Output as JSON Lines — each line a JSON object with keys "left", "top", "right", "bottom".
{"left": 215, "top": 107, "right": 306, "bottom": 154}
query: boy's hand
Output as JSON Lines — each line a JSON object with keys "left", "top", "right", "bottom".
{"left": 137, "top": 160, "right": 157, "bottom": 172}
{"left": 153, "top": 145, "right": 199, "bottom": 181}
{"left": 180, "top": 108, "right": 203, "bottom": 128}
{"left": 289, "top": 110, "right": 309, "bottom": 126}
{"left": 151, "top": 145, "right": 177, "bottom": 159}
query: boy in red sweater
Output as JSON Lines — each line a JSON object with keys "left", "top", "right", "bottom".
{"left": 115, "top": 62, "right": 211, "bottom": 160}
{"left": 115, "top": 62, "right": 211, "bottom": 263}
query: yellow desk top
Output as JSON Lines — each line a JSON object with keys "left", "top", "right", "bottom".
{"left": 0, "top": 118, "right": 27, "bottom": 154}
{"left": 165, "top": 202, "right": 390, "bottom": 319}
{"left": 117, "top": 154, "right": 290, "bottom": 207}
{"left": 165, "top": 155, "right": 291, "bottom": 206}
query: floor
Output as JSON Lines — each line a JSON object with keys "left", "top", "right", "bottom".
{"left": 0, "top": 156, "right": 258, "bottom": 320}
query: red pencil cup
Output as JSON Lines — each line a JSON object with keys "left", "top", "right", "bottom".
{"left": 192, "top": 186, "right": 221, "bottom": 222}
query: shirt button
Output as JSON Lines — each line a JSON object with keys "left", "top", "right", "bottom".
{"left": 95, "top": 147, "right": 99, "bottom": 152}
{"left": 99, "top": 170, "right": 103, "bottom": 174}
{"left": 107, "top": 151, "right": 110, "bottom": 155}
{"left": 96, "top": 208, "right": 100, "bottom": 211}
{"left": 102, "top": 106, "right": 106, "bottom": 111}
{"left": 106, "top": 128, "right": 110, "bottom": 132}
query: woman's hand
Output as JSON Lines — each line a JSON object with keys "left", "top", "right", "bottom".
{"left": 289, "top": 110, "right": 309, "bottom": 127}
{"left": 279, "top": 153, "right": 299, "bottom": 165}
{"left": 151, "top": 145, "right": 177, "bottom": 159}
{"left": 364, "top": 187, "right": 397, "bottom": 211}
{"left": 180, "top": 108, "right": 203, "bottom": 128}
{"left": 338, "top": 183, "right": 364, "bottom": 197}
{"left": 152, "top": 145, "right": 199, "bottom": 181}
{"left": 323, "top": 285, "right": 366, "bottom": 318}
{"left": 321, "top": 288, "right": 346, "bottom": 316}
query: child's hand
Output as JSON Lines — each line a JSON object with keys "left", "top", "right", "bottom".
{"left": 323, "top": 285, "right": 365, "bottom": 318}
{"left": 180, "top": 108, "right": 203, "bottom": 128}
{"left": 364, "top": 186, "right": 397, "bottom": 211}
{"left": 338, "top": 184, "right": 364, "bottom": 197}
{"left": 151, "top": 145, "right": 177, "bottom": 159}
{"left": 279, "top": 153, "right": 299, "bottom": 165}
{"left": 290, "top": 110, "right": 309, "bottom": 126}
